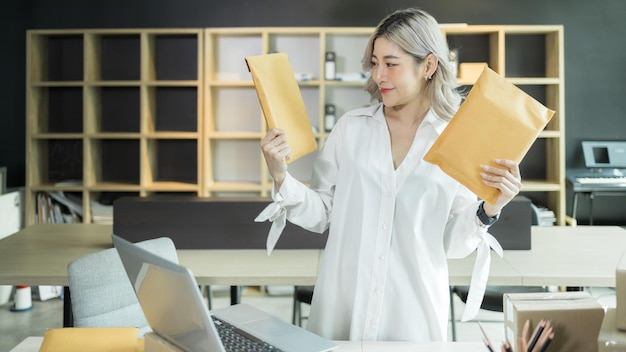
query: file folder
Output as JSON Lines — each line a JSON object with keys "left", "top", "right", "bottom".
{"left": 424, "top": 67, "right": 555, "bottom": 204}
{"left": 245, "top": 53, "right": 318, "bottom": 163}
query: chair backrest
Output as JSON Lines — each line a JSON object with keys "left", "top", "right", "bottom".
{"left": 67, "top": 237, "right": 178, "bottom": 336}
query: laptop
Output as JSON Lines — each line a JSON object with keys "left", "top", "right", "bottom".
{"left": 111, "top": 234, "right": 337, "bottom": 352}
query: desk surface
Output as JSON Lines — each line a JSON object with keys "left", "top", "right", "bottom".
{"left": 10, "top": 337, "right": 490, "bottom": 352}
{"left": 505, "top": 225, "right": 626, "bottom": 286}
{"left": 0, "top": 224, "right": 322, "bottom": 286}
{"left": 1, "top": 224, "right": 625, "bottom": 287}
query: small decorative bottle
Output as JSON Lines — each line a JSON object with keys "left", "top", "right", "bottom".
{"left": 324, "top": 52, "right": 336, "bottom": 80}
{"left": 324, "top": 104, "right": 336, "bottom": 132}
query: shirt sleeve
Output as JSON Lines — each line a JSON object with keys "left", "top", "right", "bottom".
{"left": 443, "top": 184, "right": 504, "bottom": 322}
{"left": 255, "top": 116, "right": 345, "bottom": 254}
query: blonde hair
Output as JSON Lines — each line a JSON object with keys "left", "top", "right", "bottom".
{"left": 362, "top": 8, "right": 462, "bottom": 121}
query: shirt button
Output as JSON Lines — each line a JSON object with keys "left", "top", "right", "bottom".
{"left": 382, "top": 223, "right": 387, "bottom": 230}
{"left": 379, "top": 255, "right": 385, "bottom": 260}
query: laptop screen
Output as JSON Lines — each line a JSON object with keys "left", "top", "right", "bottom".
{"left": 582, "top": 141, "right": 626, "bottom": 168}
{"left": 112, "top": 234, "right": 225, "bottom": 352}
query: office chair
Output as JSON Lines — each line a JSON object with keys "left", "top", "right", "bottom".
{"left": 292, "top": 285, "right": 314, "bottom": 327}
{"left": 67, "top": 237, "right": 179, "bottom": 336}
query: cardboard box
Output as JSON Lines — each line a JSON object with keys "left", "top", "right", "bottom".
{"left": 598, "top": 309, "right": 626, "bottom": 351}
{"left": 616, "top": 251, "right": 626, "bottom": 330}
{"left": 504, "top": 291, "right": 605, "bottom": 352}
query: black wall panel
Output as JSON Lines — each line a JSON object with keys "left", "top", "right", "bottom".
{"left": 3, "top": 0, "right": 625, "bottom": 224}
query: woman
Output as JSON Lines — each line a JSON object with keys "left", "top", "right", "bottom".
{"left": 258, "top": 8, "right": 521, "bottom": 341}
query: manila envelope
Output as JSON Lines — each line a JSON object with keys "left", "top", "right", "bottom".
{"left": 246, "top": 53, "right": 318, "bottom": 163}
{"left": 39, "top": 327, "right": 142, "bottom": 352}
{"left": 423, "top": 67, "right": 555, "bottom": 204}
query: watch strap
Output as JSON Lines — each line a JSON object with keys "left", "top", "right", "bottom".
{"left": 477, "top": 201, "right": 499, "bottom": 226}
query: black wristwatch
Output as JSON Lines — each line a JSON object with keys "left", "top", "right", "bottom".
{"left": 477, "top": 201, "right": 499, "bottom": 226}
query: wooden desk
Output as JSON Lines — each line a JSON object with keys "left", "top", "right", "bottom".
{"left": 0, "top": 223, "right": 520, "bottom": 287}
{"left": 10, "top": 337, "right": 490, "bottom": 352}
{"left": 2, "top": 224, "right": 625, "bottom": 328}
{"left": 0, "top": 224, "right": 321, "bottom": 287}
{"left": 505, "top": 225, "right": 626, "bottom": 287}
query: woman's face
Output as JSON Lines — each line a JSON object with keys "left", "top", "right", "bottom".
{"left": 370, "top": 37, "right": 426, "bottom": 109}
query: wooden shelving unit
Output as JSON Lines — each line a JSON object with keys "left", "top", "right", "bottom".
{"left": 26, "top": 25, "right": 565, "bottom": 225}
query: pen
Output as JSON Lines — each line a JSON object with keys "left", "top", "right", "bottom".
{"left": 527, "top": 319, "right": 545, "bottom": 352}
{"left": 483, "top": 338, "right": 494, "bottom": 352}
{"left": 478, "top": 321, "right": 495, "bottom": 352}
{"left": 538, "top": 333, "right": 554, "bottom": 352}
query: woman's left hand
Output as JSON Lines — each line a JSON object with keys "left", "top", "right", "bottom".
{"left": 480, "top": 159, "right": 522, "bottom": 217}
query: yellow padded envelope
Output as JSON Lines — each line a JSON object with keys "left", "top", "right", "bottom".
{"left": 245, "top": 53, "right": 318, "bottom": 163}
{"left": 423, "top": 67, "right": 555, "bottom": 204}
{"left": 39, "top": 327, "right": 142, "bottom": 352}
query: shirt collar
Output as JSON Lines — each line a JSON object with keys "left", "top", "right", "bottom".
{"left": 370, "top": 103, "right": 449, "bottom": 135}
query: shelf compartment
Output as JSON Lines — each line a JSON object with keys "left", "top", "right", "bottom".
{"left": 147, "top": 87, "right": 199, "bottom": 132}
{"left": 30, "top": 138, "right": 84, "bottom": 185}
{"left": 324, "top": 32, "right": 371, "bottom": 78}
{"left": 268, "top": 33, "right": 320, "bottom": 80}
{"left": 93, "top": 34, "right": 141, "bottom": 81}
{"left": 207, "top": 31, "right": 262, "bottom": 81}
{"left": 146, "top": 33, "right": 200, "bottom": 81}
{"left": 91, "top": 139, "right": 140, "bottom": 185}
{"left": 146, "top": 139, "right": 198, "bottom": 184}
{"left": 445, "top": 32, "right": 500, "bottom": 74}
{"left": 29, "top": 33, "right": 84, "bottom": 82}
{"left": 210, "top": 87, "right": 263, "bottom": 132}
{"left": 208, "top": 140, "right": 261, "bottom": 184}
{"left": 505, "top": 34, "right": 549, "bottom": 78}
{"left": 88, "top": 86, "right": 141, "bottom": 133}
{"left": 324, "top": 86, "right": 373, "bottom": 119}
{"left": 30, "top": 86, "right": 84, "bottom": 133}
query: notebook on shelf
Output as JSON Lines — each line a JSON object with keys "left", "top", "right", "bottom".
{"left": 112, "top": 234, "right": 337, "bottom": 352}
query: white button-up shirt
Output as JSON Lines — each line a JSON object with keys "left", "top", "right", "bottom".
{"left": 256, "top": 103, "right": 502, "bottom": 342}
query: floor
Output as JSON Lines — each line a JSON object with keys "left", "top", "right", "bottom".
{"left": 0, "top": 285, "right": 616, "bottom": 352}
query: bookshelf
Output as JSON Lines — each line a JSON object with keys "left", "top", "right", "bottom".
{"left": 26, "top": 25, "right": 566, "bottom": 225}
{"left": 26, "top": 29, "right": 204, "bottom": 224}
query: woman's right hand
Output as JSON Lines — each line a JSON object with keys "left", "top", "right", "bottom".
{"left": 260, "top": 128, "right": 291, "bottom": 188}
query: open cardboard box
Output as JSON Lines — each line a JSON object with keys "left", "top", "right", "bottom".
{"left": 504, "top": 291, "right": 605, "bottom": 352}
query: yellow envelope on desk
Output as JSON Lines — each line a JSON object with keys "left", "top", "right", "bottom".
{"left": 423, "top": 67, "right": 555, "bottom": 204}
{"left": 245, "top": 52, "right": 318, "bottom": 163}
{"left": 39, "top": 327, "right": 142, "bottom": 352}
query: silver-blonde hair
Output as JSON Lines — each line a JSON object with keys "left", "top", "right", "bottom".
{"left": 362, "top": 8, "right": 462, "bottom": 121}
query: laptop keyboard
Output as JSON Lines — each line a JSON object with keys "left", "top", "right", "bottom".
{"left": 212, "top": 316, "right": 284, "bottom": 352}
